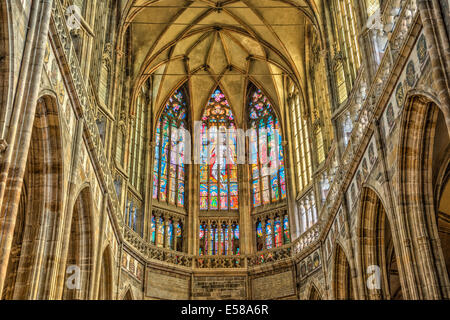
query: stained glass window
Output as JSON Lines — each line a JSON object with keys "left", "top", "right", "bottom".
{"left": 232, "top": 224, "right": 240, "bottom": 255}
{"left": 166, "top": 220, "right": 174, "bottom": 250}
{"left": 176, "top": 222, "right": 183, "bottom": 252}
{"left": 199, "top": 222, "right": 240, "bottom": 255}
{"left": 283, "top": 215, "right": 290, "bottom": 244}
{"left": 265, "top": 220, "right": 273, "bottom": 249}
{"left": 200, "top": 88, "right": 239, "bottom": 211}
{"left": 152, "top": 87, "right": 188, "bottom": 208}
{"left": 199, "top": 223, "right": 206, "bottom": 255}
{"left": 248, "top": 86, "right": 287, "bottom": 208}
{"left": 151, "top": 215, "right": 156, "bottom": 244}
{"left": 256, "top": 221, "right": 264, "bottom": 251}
{"left": 156, "top": 217, "right": 165, "bottom": 247}
{"left": 274, "top": 218, "right": 283, "bottom": 248}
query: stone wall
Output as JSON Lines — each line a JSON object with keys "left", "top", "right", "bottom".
{"left": 192, "top": 276, "right": 247, "bottom": 300}
{"left": 250, "top": 268, "right": 296, "bottom": 300}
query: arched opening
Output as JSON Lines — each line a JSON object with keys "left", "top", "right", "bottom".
{"left": 398, "top": 95, "right": 450, "bottom": 298}
{"left": 123, "top": 289, "right": 133, "bottom": 300}
{"left": 359, "top": 187, "right": 403, "bottom": 299}
{"left": 98, "top": 246, "right": 113, "bottom": 300}
{"left": 62, "top": 188, "right": 93, "bottom": 300}
{"left": 433, "top": 107, "right": 450, "bottom": 285}
{"left": 1, "top": 96, "right": 63, "bottom": 299}
{"left": 308, "top": 284, "right": 322, "bottom": 300}
{"left": 333, "top": 244, "right": 355, "bottom": 300}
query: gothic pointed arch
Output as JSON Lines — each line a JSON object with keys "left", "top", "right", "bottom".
{"left": 199, "top": 86, "right": 239, "bottom": 212}
{"left": 247, "top": 83, "right": 287, "bottom": 208}
{"left": 63, "top": 187, "right": 94, "bottom": 300}
{"left": 333, "top": 244, "right": 356, "bottom": 300}
{"left": 308, "top": 283, "right": 323, "bottom": 300}
{"left": 397, "top": 94, "right": 450, "bottom": 299}
{"left": 152, "top": 83, "right": 190, "bottom": 208}
{"left": 358, "top": 187, "right": 403, "bottom": 300}
{"left": 1, "top": 95, "right": 63, "bottom": 299}
{"left": 98, "top": 245, "right": 114, "bottom": 300}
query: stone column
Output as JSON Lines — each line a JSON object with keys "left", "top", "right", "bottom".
{"left": 164, "top": 217, "right": 171, "bottom": 249}
{"left": 0, "top": 0, "right": 53, "bottom": 295}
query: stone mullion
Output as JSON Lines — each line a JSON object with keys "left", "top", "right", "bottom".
{"left": 164, "top": 216, "right": 170, "bottom": 249}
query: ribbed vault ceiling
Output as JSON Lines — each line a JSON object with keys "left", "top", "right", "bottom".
{"left": 122, "top": 0, "right": 320, "bottom": 123}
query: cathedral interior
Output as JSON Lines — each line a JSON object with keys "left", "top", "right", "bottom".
{"left": 0, "top": 0, "right": 449, "bottom": 300}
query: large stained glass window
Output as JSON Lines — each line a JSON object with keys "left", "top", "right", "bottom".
{"left": 200, "top": 88, "right": 238, "bottom": 211}
{"left": 152, "top": 87, "right": 188, "bottom": 207}
{"left": 248, "top": 86, "right": 287, "bottom": 208}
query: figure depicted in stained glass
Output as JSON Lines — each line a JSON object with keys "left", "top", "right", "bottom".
{"left": 265, "top": 219, "right": 273, "bottom": 249}
{"left": 256, "top": 221, "right": 264, "bottom": 251}
{"left": 248, "top": 85, "right": 287, "bottom": 208}
{"left": 283, "top": 215, "right": 290, "bottom": 244}
{"left": 199, "top": 223, "right": 206, "bottom": 256}
{"left": 176, "top": 222, "right": 183, "bottom": 252}
{"left": 153, "top": 86, "right": 188, "bottom": 208}
{"left": 151, "top": 215, "right": 156, "bottom": 245}
{"left": 274, "top": 218, "right": 283, "bottom": 248}
{"left": 200, "top": 87, "right": 239, "bottom": 211}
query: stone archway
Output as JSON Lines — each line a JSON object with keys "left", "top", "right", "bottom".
{"left": 98, "top": 246, "right": 113, "bottom": 300}
{"left": 308, "top": 284, "right": 322, "bottom": 300}
{"left": 123, "top": 289, "right": 133, "bottom": 300}
{"left": 62, "top": 188, "right": 93, "bottom": 300}
{"left": 358, "top": 187, "right": 403, "bottom": 299}
{"left": 333, "top": 244, "right": 356, "bottom": 300}
{"left": 433, "top": 105, "right": 450, "bottom": 289}
{"left": 397, "top": 95, "right": 450, "bottom": 299}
